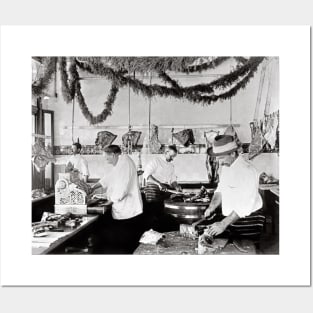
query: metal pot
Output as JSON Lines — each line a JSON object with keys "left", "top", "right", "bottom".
{"left": 164, "top": 199, "right": 210, "bottom": 224}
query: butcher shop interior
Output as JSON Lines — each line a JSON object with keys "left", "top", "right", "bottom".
{"left": 31, "top": 56, "right": 279, "bottom": 255}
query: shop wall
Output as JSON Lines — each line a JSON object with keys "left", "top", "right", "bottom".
{"left": 42, "top": 57, "right": 279, "bottom": 147}
{"left": 55, "top": 152, "right": 279, "bottom": 182}
{"left": 38, "top": 57, "right": 279, "bottom": 182}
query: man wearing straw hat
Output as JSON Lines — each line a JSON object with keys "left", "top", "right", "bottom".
{"left": 204, "top": 135, "right": 264, "bottom": 240}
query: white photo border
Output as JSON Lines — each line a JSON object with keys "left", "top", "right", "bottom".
{"left": 0, "top": 25, "right": 311, "bottom": 286}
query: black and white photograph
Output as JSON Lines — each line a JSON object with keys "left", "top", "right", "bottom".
{"left": 31, "top": 56, "right": 280, "bottom": 256}
{"left": 0, "top": 25, "right": 310, "bottom": 287}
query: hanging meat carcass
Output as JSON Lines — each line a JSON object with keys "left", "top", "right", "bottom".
{"left": 95, "top": 131, "right": 117, "bottom": 149}
{"left": 149, "top": 124, "right": 162, "bottom": 154}
{"left": 32, "top": 139, "right": 55, "bottom": 172}
{"left": 205, "top": 151, "right": 219, "bottom": 185}
{"left": 204, "top": 131, "right": 219, "bottom": 185}
{"left": 122, "top": 130, "right": 142, "bottom": 149}
{"left": 173, "top": 129, "right": 195, "bottom": 147}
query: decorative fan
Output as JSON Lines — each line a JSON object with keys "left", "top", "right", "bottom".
{"left": 95, "top": 131, "right": 117, "bottom": 149}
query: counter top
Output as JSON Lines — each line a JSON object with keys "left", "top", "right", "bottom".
{"left": 32, "top": 215, "right": 99, "bottom": 255}
{"left": 259, "top": 183, "right": 279, "bottom": 197}
{"left": 32, "top": 193, "right": 55, "bottom": 203}
{"left": 134, "top": 231, "right": 256, "bottom": 255}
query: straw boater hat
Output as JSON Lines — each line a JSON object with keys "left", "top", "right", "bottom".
{"left": 209, "top": 135, "right": 239, "bottom": 156}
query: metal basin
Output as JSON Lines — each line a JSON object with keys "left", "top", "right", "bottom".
{"left": 164, "top": 199, "right": 210, "bottom": 224}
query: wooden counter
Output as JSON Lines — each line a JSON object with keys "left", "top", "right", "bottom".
{"left": 259, "top": 184, "right": 279, "bottom": 235}
{"left": 259, "top": 183, "right": 279, "bottom": 196}
{"left": 32, "top": 215, "right": 99, "bottom": 255}
{"left": 134, "top": 231, "right": 256, "bottom": 255}
{"left": 32, "top": 193, "right": 55, "bottom": 222}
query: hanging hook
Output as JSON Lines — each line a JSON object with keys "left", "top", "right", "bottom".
{"left": 71, "top": 98, "right": 75, "bottom": 143}
{"left": 229, "top": 65, "right": 235, "bottom": 126}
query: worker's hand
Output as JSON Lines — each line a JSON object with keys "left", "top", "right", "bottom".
{"left": 206, "top": 222, "right": 227, "bottom": 237}
{"left": 175, "top": 185, "right": 182, "bottom": 192}
{"left": 106, "top": 200, "right": 113, "bottom": 206}
{"left": 158, "top": 183, "right": 167, "bottom": 192}
{"left": 90, "top": 184, "right": 98, "bottom": 194}
{"left": 204, "top": 207, "right": 212, "bottom": 217}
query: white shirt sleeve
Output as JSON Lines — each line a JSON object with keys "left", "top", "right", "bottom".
{"left": 143, "top": 158, "right": 158, "bottom": 181}
{"left": 80, "top": 158, "right": 90, "bottom": 177}
{"left": 99, "top": 176, "right": 108, "bottom": 189}
{"left": 229, "top": 168, "right": 261, "bottom": 218}
{"left": 215, "top": 167, "right": 223, "bottom": 193}
{"left": 53, "top": 157, "right": 69, "bottom": 165}
{"left": 169, "top": 169, "right": 177, "bottom": 184}
{"left": 108, "top": 157, "right": 133, "bottom": 203}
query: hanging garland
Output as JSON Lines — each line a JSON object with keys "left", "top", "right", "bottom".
{"left": 68, "top": 60, "right": 119, "bottom": 125}
{"left": 184, "top": 67, "right": 261, "bottom": 104}
{"left": 158, "top": 71, "right": 182, "bottom": 90}
{"left": 101, "top": 57, "right": 200, "bottom": 73}
{"left": 183, "top": 57, "right": 263, "bottom": 94}
{"left": 32, "top": 57, "right": 56, "bottom": 97}
{"left": 56, "top": 56, "right": 265, "bottom": 124}
{"left": 75, "top": 57, "right": 265, "bottom": 104}
{"left": 183, "top": 56, "right": 230, "bottom": 73}
{"left": 58, "top": 57, "right": 75, "bottom": 103}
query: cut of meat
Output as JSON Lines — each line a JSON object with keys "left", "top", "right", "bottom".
{"left": 149, "top": 124, "right": 162, "bottom": 153}
{"left": 32, "top": 139, "right": 55, "bottom": 172}
{"left": 122, "top": 131, "right": 142, "bottom": 147}
{"left": 204, "top": 130, "right": 219, "bottom": 147}
{"left": 173, "top": 129, "right": 195, "bottom": 147}
{"left": 205, "top": 154, "right": 219, "bottom": 185}
{"left": 95, "top": 131, "right": 117, "bottom": 148}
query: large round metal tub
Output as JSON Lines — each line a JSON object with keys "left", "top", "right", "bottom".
{"left": 164, "top": 199, "right": 210, "bottom": 224}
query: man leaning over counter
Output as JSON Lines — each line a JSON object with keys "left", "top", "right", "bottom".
{"left": 142, "top": 145, "right": 182, "bottom": 232}
{"left": 204, "top": 135, "right": 264, "bottom": 238}
{"left": 90, "top": 145, "right": 145, "bottom": 254}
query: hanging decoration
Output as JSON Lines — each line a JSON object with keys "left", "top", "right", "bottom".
{"left": 32, "top": 57, "right": 56, "bottom": 97}
{"left": 184, "top": 56, "right": 230, "bottom": 73}
{"left": 58, "top": 57, "right": 75, "bottom": 103}
{"left": 75, "top": 57, "right": 265, "bottom": 105}
{"left": 101, "top": 57, "right": 200, "bottom": 73}
{"left": 34, "top": 57, "right": 266, "bottom": 125}
{"left": 69, "top": 59, "right": 119, "bottom": 125}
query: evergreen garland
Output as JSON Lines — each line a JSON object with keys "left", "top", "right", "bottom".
{"left": 54, "top": 56, "right": 266, "bottom": 124}
{"left": 158, "top": 71, "right": 182, "bottom": 90}
{"left": 102, "top": 57, "right": 200, "bottom": 73}
{"left": 183, "top": 56, "right": 230, "bottom": 73}
{"left": 32, "top": 57, "right": 56, "bottom": 96}
{"left": 76, "top": 57, "right": 265, "bottom": 104}
{"left": 58, "top": 57, "right": 74, "bottom": 103}
{"left": 69, "top": 60, "right": 119, "bottom": 124}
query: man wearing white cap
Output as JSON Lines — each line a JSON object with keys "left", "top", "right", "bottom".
{"left": 204, "top": 135, "right": 264, "bottom": 238}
